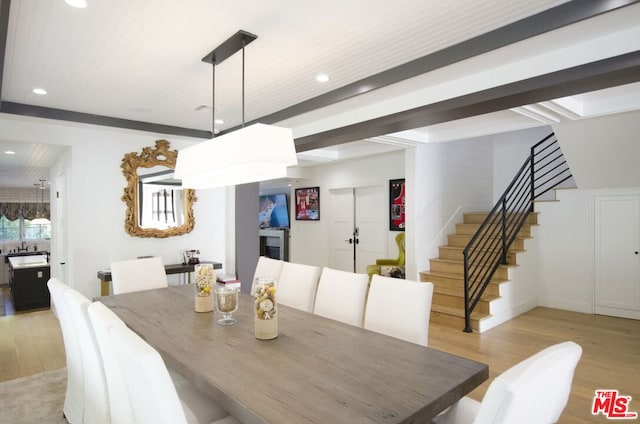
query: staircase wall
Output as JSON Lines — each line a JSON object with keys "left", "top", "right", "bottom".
{"left": 409, "top": 137, "right": 494, "bottom": 279}
{"left": 409, "top": 126, "right": 553, "bottom": 280}
{"left": 480, "top": 226, "right": 540, "bottom": 331}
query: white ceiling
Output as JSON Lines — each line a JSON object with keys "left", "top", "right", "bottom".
{"left": 1, "top": 0, "right": 640, "bottom": 188}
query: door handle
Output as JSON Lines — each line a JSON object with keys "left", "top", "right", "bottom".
{"left": 354, "top": 237, "right": 359, "bottom": 245}
{"left": 345, "top": 238, "right": 353, "bottom": 244}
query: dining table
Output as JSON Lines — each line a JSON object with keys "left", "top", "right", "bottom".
{"left": 98, "top": 284, "right": 488, "bottom": 424}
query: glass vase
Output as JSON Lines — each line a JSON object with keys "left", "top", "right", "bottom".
{"left": 194, "top": 263, "right": 215, "bottom": 313}
{"left": 252, "top": 276, "right": 278, "bottom": 339}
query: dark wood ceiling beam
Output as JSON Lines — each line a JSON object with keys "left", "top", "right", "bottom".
{"left": 0, "top": 102, "right": 211, "bottom": 139}
{"left": 1, "top": 0, "right": 638, "bottom": 142}
{"left": 224, "top": 0, "right": 640, "bottom": 135}
{"left": 294, "top": 51, "right": 640, "bottom": 152}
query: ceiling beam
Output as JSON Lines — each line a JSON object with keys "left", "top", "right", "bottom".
{"left": 294, "top": 51, "right": 640, "bottom": 151}
{"left": 0, "top": 0, "right": 11, "bottom": 106}
{"left": 224, "top": 0, "right": 640, "bottom": 134}
{"left": 0, "top": 102, "right": 211, "bottom": 139}
{"left": 0, "top": 0, "right": 638, "bottom": 143}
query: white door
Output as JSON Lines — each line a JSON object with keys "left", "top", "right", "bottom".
{"left": 55, "top": 172, "right": 67, "bottom": 283}
{"left": 329, "top": 186, "right": 386, "bottom": 273}
{"left": 354, "top": 186, "right": 386, "bottom": 274}
{"left": 330, "top": 188, "right": 355, "bottom": 272}
{"left": 595, "top": 195, "right": 640, "bottom": 319}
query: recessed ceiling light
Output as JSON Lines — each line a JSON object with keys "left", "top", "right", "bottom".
{"left": 4, "top": 150, "right": 15, "bottom": 155}
{"left": 65, "top": 0, "right": 88, "bottom": 8}
{"left": 316, "top": 73, "right": 330, "bottom": 83}
{"left": 214, "top": 119, "right": 225, "bottom": 125}
{"left": 33, "top": 88, "right": 47, "bottom": 95}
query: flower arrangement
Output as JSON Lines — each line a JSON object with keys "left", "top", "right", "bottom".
{"left": 253, "top": 279, "right": 276, "bottom": 320}
{"left": 195, "top": 264, "right": 215, "bottom": 297}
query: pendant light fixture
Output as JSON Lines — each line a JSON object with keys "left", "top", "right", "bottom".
{"left": 175, "top": 30, "right": 297, "bottom": 189}
{"left": 31, "top": 179, "right": 50, "bottom": 225}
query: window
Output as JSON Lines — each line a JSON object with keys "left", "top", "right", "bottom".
{"left": 0, "top": 215, "right": 50, "bottom": 242}
{"left": 0, "top": 216, "right": 20, "bottom": 241}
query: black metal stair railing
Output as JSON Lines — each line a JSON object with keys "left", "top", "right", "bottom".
{"left": 462, "top": 133, "right": 572, "bottom": 332}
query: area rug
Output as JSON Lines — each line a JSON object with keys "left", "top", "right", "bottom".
{"left": 0, "top": 368, "right": 67, "bottom": 423}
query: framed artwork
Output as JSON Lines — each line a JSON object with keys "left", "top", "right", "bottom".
{"left": 295, "top": 187, "right": 320, "bottom": 221}
{"left": 389, "top": 178, "right": 405, "bottom": 231}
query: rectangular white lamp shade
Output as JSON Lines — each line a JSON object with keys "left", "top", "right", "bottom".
{"left": 175, "top": 123, "right": 298, "bottom": 189}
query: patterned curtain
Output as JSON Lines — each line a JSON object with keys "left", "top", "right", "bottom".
{"left": 0, "top": 202, "right": 49, "bottom": 221}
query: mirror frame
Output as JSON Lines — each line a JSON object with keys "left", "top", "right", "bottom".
{"left": 121, "top": 139, "right": 197, "bottom": 238}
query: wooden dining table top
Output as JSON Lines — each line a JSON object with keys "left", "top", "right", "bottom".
{"left": 99, "top": 284, "right": 488, "bottom": 424}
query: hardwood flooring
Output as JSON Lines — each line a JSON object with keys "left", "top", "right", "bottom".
{"left": 428, "top": 307, "right": 640, "bottom": 423}
{"left": 0, "top": 300, "right": 637, "bottom": 423}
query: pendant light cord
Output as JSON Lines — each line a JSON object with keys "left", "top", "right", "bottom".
{"left": 242, "top": 38, "right": 246, "bottom": 128}
{"left": 212, "top": 59, "right": 216, "bottom": 137}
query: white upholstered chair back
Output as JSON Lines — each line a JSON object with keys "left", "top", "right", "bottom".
{"left": 87, "top": 301, "right": 134, "bottom": 424}
{"left": 432, "top": 341, "right": 582, "bottom": 424}
{"left": 110, "top": 257, "right": 168, "bottom": 295}
{"left": 313, "top": 267, "right": 369, "bottom": 327}
{"left": 277, "top": 262, "right": 321, "bottom": 312}
{"left": 64, "top": 288, "right": 110, "bottom": 424}
{"left": 109, "top": 324, "right": 234, "bottom": 424}
{"left": 47, "top": 278, "right": 84, "bottom": 424}
{"left": 110, "top": 324, "right": 189, "bottom": 424}
{"left": 252, "top": 256, "right": 284, "bottom": 283}
{"left": 365, "top": 275, "right": 434, "bottom": 346}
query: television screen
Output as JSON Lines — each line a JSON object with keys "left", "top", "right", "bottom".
{"left": 259, "top": 193, "right": 290, "bottom": 229}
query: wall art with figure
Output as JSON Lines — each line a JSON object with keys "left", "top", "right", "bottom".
{"left": 389, "top": 178, "right": 405, "bottom": 231}
{"left": 295, "top": 187, "right": 320, "bottom": 221}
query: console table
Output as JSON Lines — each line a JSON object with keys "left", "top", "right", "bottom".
{"left": 97, "top": 261, "right": 222, "bottom": 296}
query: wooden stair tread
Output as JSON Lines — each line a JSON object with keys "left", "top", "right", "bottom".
{"left": 430, "top": 258, "right": 517, "bottom": 268}
{"left": 431, "top": 304, "right": 491, "bottom": 321}
{"left": 421, "top": 271, "right": 509, "bottom": 283}
{"left": 448, "top": 233, "right": 533, "bottom": 240}
{"left": 439, "top": 245, "right": 525, "bottom": 252}
{"left": 433, "top": 285, "right": 500, "bottom": 301}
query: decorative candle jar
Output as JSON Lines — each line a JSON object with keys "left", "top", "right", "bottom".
{"left": 194, "top": 263, "right": 215, "bottom": 313}
{"left": 252, "top": 276, "right": 278, "bottom": 339}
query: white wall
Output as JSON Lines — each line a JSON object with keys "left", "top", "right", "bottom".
{"left": 288, "top": 151, "right": 405, "bottom": 268}
{"left": 535, "top": 186, "right": 640, "bottom": 313}
{"left": 0, "top": 115, "right": 229, "bottom": 299}
{"left": 410, "top": 137, "right": 494, "bottom": 279}
{"left": 554, "top": 110, "right": 640, "bottom": 189}
{"left": 492, "top": 126, "right": 553, "bottom": 201}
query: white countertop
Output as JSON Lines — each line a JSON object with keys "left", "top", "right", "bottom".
{"left": 8, "top": 255, "right": 49, "bottom": 269}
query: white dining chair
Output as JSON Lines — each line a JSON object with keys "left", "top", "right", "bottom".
{"left": 313, "top": 267, "right": 370, "bottom": 327}
{"left": 87, "top": 301, "right": 135, "bottom": 423}
{"left": 277, "top": 262, "right": 321, "bottom": 312}
{"left": 252, "top": 256, "right": 284, "bottom": 283}
{"left": 364, "top": 275, "right": 434, "bottom": 346}
{"left": 64, "top": 288, "right": 110, "bottom": 424}
{"left": 431, "top": 341, "right": 583, "bottom": 424}
{"left": 47, "top": 278, "right": 84, "bottom": 424}
{"left": 109, "top": 322, "right": 238, "bottom": 424}
{"left": 110, "top": 256, "right": 168, "bottom": 294}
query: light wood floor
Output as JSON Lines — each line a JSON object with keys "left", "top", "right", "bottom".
{"left": 1, "top": 303, "right": 637, "bottom": 423}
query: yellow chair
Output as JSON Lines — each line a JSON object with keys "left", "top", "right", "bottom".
{"left": 366, "top": 232, "right": 405, "bottom": 280}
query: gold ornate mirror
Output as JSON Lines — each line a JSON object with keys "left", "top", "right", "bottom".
{"left": 121, "top": 140, "right": 197, "bottom": 238}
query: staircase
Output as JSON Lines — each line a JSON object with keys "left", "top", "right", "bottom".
{"left": 420, "top": 132, "right": 572, "bottom": 332}
{"left": 420, "top": 212, "right": 538, "bottom": 332}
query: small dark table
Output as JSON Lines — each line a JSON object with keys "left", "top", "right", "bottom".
{"left": 97, "top": 261, "right": 222, "bottom": 296}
